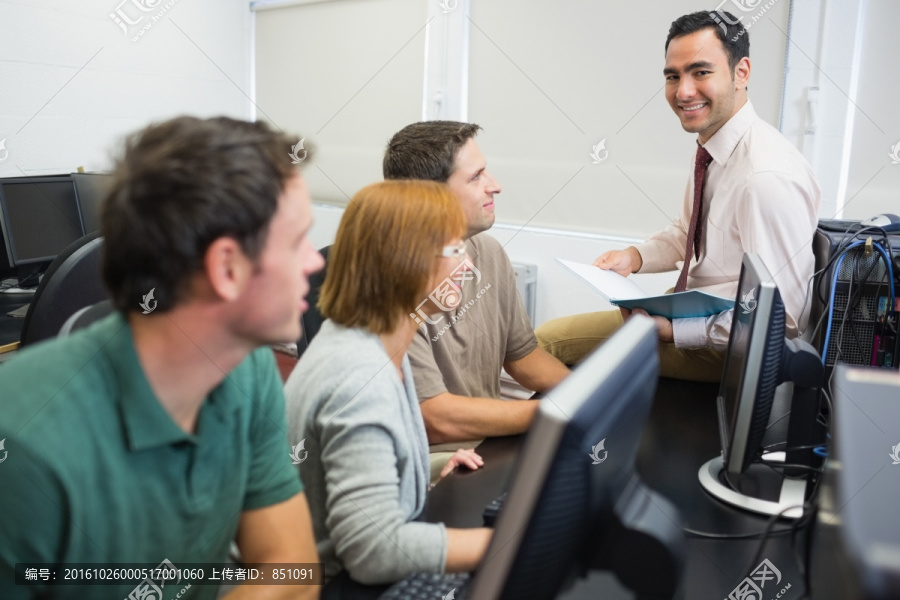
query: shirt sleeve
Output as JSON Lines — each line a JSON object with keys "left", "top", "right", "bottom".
{"left": 0, "top": 442, "right": 67, "bottom": 600}
{"left": 406, "top": 328, "right": 450, "bottom": 401}
{"left": 499, "top": 251, "right": 538, "bottom": 363}
{"left": 318, "top": 378, "right": 448, "bottom": 584}
{"left": 242, "top": 348, "right": 304, "bottom": 511}
{"left": 672, "top": 310, "right": 734, "bottom": 350}
{"left": 736, "top": 170, "right": 819, "bottom": 339}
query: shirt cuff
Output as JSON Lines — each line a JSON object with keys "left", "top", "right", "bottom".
{"left": 672, "top": 317, "right": 708, "bottom": 349}
{"left": 635, "top": 240, "right": 680, "bottom": 274}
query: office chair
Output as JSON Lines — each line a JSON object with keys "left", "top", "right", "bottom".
{"left": 58, "top": 299, "right": 114, "bottom": 337}
{"left": 19, "top": 232, "right": 108, "bottom": 347}
{"left": 296, "top": 245, "right": 330, "bottom": 359}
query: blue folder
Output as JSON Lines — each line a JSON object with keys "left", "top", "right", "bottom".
{"left": 612, "top": 291, "right": 734, "bottom": 319}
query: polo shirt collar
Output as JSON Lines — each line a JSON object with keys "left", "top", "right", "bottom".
{"left": 701, "top": 100, "right": 757, "bottom": 166}
{"left": 465, "top": 235, "right": 482, "bottom": 260}
{"left": 103, "top": 314, "right": 194, "bottom": 451}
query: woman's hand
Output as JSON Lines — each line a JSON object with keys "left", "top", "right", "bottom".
{"left": 439, "top": 448, "right": 484, "bottom": 479}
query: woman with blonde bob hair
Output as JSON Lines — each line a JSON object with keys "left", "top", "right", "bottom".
{"left": 285, "top": 180, "right": 492, "bottom": 596}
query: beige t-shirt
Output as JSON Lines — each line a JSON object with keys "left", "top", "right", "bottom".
{"left": 407, "top": 232, "right": 537, "bottom": 401}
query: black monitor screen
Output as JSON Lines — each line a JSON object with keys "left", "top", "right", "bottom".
{"left": 72, "top": 173, "right": 113, "bottom": 234}
{"left": 0, "top": 178, "right": 84, "bottom": 267}
{"left": 719, "top": 277, "right": 753, "bottom": 459}
{"left": 469, "top": 316, "right": 660, "bottom": 599}
{"left": 717, "top": 253, "right": 785, "bottom": 475}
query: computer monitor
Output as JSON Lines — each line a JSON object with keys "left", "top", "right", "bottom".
{"left": 718, "top": 253, "right": 786, "bottom": 476}
{"left": 699, "top": 253, "right": 824, "bottom": 518}
{"left": 0, "top": 176, "right": 85, "bottom": 269}
{"left": 71, "top": 172, "right": 113, "bottom": 234}
{"left": 468, "top": 316, "right": 683, "bottom": 599}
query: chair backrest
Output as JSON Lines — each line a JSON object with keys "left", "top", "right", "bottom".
{"left": 20, "top": 233, "right": 107, "bottom": 347}
{"left": 58, "top": 299, "right": 114, "bottom": 338}
{"left": 296, "top": 245, "right": 330, "bottom": 358}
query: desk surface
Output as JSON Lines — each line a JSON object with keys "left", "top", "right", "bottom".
{"left": 425, "top": 377, "right": 810, "bottom": 600}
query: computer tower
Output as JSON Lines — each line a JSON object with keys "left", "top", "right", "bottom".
{"left": 811, "top": 221, "right": 900, "bottom": 371}
{"left": 809, "top": 366, "right": 900, "bottom": 599}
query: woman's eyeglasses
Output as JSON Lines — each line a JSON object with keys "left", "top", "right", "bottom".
{"left": 439, "top": 243, "right": 467, "bottom": 260}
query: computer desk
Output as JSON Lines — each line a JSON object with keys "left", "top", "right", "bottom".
{"left": 424, "top": 377, "right": 811, "bottom": 600}
{"left": 0, "top": 291, "right": 31, "bottom": 356}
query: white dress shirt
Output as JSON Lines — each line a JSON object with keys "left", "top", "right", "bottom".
{"left": 635, "top": 100, "right": 821, "bottom": 350}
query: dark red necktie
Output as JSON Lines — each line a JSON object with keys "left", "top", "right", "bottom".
{"left": 674, "top": 144, "right": 714, "bottom": 293}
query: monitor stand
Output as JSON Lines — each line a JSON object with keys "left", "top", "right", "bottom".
{"left": 590, "top": 474, "right": 686, "bottom": 599}
{"left": 700, "top": 341, "right": 824, "bottom": 520}
{"left": 698, "top": 455, "right": 807, "bottom": 519}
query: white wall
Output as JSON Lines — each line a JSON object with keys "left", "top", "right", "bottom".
{"left": 842, "top": 0, "right": 900, "bottom": 221}
{"left": 4, "top": 1, "right": 896, "bottom": 325}
{"left": 254, "top": 0, "right": 428, "bottom": 204}
{"left": 0, "top": 0, "right": 253, "bottom": 176}
{"left": 256, "top": 0, "right": 793, "bottom": 240}
{"left": 466, "top": 0, "right": 791, "bottom": 239}
{"left": 259, "top": 0, "right": 792, "bottom": 325}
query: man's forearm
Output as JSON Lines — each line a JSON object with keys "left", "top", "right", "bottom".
{"left": 445, "top": 528, "right": 492, "bottom": 573}
{"left": 229, "top": 495, "right": 321, "bottom": 600}
{"left": 504, "top": 347, "right": 570, "bottom": 393}
{"left": 420, "top": 393, "right": 538, "bottom": 443}
{"left": 224, "top": 583, "right": 319, "bottom": 600}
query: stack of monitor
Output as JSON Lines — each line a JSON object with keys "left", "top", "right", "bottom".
{"left": 0, "top": 173, "right": 111, "bottom": 281}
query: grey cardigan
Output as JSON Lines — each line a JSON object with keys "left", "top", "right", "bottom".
{"left": 284, "top": 320, "right": 447, "bottom": 585}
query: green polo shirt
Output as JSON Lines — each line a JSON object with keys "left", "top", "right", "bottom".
{"left": 0, "top": 314, "right": 303, "bottom": 600}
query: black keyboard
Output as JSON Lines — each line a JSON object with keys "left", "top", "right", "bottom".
{"left": 818, "top": 219, "right": 862, "bottom": 233}
{"left": 482, "top": 491, "right": 507, "bottom": 527}
{"left": 379, "top": 571, "right": 471, "bottom": 600}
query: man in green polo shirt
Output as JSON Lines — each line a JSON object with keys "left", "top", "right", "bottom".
{"left": 0, "top": 117, "right": 324, "bottom": 599}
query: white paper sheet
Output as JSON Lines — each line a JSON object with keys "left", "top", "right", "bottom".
{"left": 556, "top": 259, "right": 647, "bottom": 301}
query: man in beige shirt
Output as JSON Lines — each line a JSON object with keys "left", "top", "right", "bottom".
{"left": 384, "top": 121, "right": 570, "bottom": 445}
{"left": 537, "top": 11, "right": 821, "bottom": 381}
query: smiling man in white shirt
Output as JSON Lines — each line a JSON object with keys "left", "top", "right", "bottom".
{"left": 536, "top": 10, "right": 821, "bottom": 381}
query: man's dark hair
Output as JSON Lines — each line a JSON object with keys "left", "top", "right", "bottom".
{"left": 383, "top": 121, "right": 482, "bottom": 182}
{"left": 665, "top": 11, "right": 750, "bottom": 73}
{"left": 101, "top": 116, "right": 309, "bottom": 314}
